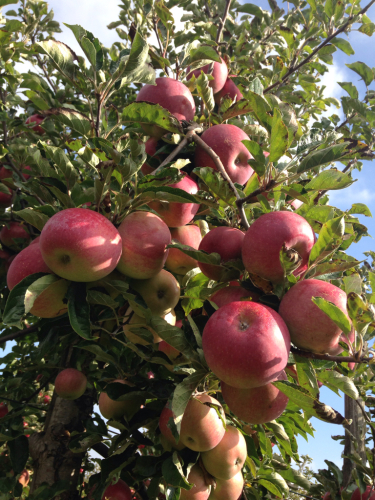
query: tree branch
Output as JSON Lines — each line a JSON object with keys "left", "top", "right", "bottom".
{"left": 291, "top": 346, "right": 371, "bottom": 363}
{"left": 0, "top": 322, "right": 40, "bottom": 345}
{"left": 153, "top": 17, "right": 169, "bottom": 77}
{"left": 264, "top": 0, "right": 375, "bottom": 93}
{"left": 35, "top": 53, "right": 57, "bottom": 93}
{"left": 216, "top": 0, "right": 232, "bottom": 44}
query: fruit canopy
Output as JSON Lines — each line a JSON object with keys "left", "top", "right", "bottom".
{"left": 0, "top": 0, "right": 375, "bottom": 499}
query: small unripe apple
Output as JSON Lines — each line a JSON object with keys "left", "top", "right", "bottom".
{"left": 25, "top": 114, "right": 44, "bottom": 134}
{"left": 221, "top": 371, "right": 289, "bottom": 424}
{"left": 180, "top": 464, "right": 211, "bottom": 500}
{"left": 201, "top": 425, "right": 247, "bottom": 480}
{"left": 40, "top": 208, "right": 122, "bottom": 282}
{"left": 101, "top": 478, "right": 133, "bottom": 500}
{"left": 209, "top": 472, "right": 244, "bottom": 500}
{"left": 202, "top": 301, "right": 290, "bottom": 389}
{"left": 242, "top": 211, "right": 315, "bottom": 284}
{"left": 136, "top": 77, "right": 196, "bottom": 138}
{"left": 117, "top": 211, "right": 171, "bottom": 279}
{"left": 198, "top": 227, "right": 244, "bottom": 281}
{"left": 214, "top": 77, "right": 243, "bottom": 104}
{"left": 166, "top": 225, "right": 202, "bottom": 275}
{"left": 0, "top": 222, "right": 30, "bottom": 250}
{"left": 148, "top": 172, "right": 200, "bottom": 228}
{"left": 195, "top": 124, "right": 254, "bottom": 185}
{"left": 187, "top": 57, "right": 228, "bottom": 94}
{"left": 55, "top": 368, "right": 87, "bottom": 400}
{"left": 98, "top": 379, "right": 144, "bottom": 421}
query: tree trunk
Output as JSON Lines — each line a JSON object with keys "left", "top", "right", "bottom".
{"left": 342, "top": 394, "right": 367, "bottom": 487}
{"left": 29, "top": 390, "right": 95, "bottom": 500}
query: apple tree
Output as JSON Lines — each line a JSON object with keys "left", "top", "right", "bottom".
{"left": 0, "top": 0, "right": 375, "bottom": 499}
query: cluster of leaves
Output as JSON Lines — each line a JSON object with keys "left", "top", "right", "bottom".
{"left": 0, "top": 0, "right": 374, "bottom": 499}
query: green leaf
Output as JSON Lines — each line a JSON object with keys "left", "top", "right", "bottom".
{"left": 305, "top": 169, "right": 354, "bottom": 191}
{"left": 40, "top": 142, "right": 78, "bottom": 190}
{"left": 24, "top": 275, "right": 62, "bottom": 314}
{"left": 122, "top": 102, "right": 181, "bottom": 135}
{"left": 293, "top": 355, "right": 319, "bottom": 397}
{"left": 78, "top": 344, "right": 117, "bottom": 366}
{"left": 359, "top": 23, "right": 375, "bottom": 36}
{"left": 161, "top": 453, "right": 192, "bottom": 489}
{"left": 0, "top": 0, "right": 17, "bottom": 6}
{"left": 189, "top": 46, "right": 221, "bottom": 63}
{"left": 171, "top": 370, "right": 208, "bottom": 431}
{"left": 307, "top": 257, "right": 360, "bottom": 278}
{"left": 257, "top": 479, "right": 283, "bottom": 497}
{"left": 237, "top": 3, "right": 263, "bottom": 17}
{"left": 36, "top": 40, "right": 76, "bottom": 82}
{"left": 338, "top": 82, "right": 359, "bottom": 99}
{"left": 317, "top": 371, "right": 358, "bottom": 399}
{"left": 87, "top": 290, "right": 118, "bottom": 308}
{"left": 24, "top": 90, "right": 50, "bottom": 111}
{"left": 296, "top": 143, "right": 350, "bottom": 174}
{"left": 309, "top": 215, "right": 345, "bottom": 267}
{"left": 331, "top": 38, "right": 354, "bottom": 55}
{"left": 3, "top": 273, "right": 47, "bottom": 327}
{"left": 149, "top": 316, "right": 199, "bottom": 361}
{"left": 167, "top": 241, "right": 221, "bottom": 266}
{"left": 8, "top": 435, "right": 29, "bottom": 474}
{"left": 52, "top": 108, "right": 92, "bottom": 137}
{"left": 242, "top": 140, "right": 266, "bottom": 176}
{"left": 223, "top": 91, "right": 272, "bottom": 128}
{"left": 14, "top": 208, "right": 49, "bottom": 231}
{"left": 196, "top": 72, "right": 214, "bottom": 114}
{"left": 346, "top": 62, "right": 374, "bottom": 87}
{"left": 139, "top": 186, "right": 198, "bottom": 204}
{"left": 324, "top": 0, "right": 335, "bottom": 17}
{"left": 312, "top": 297, "right": 352, "bottom": 335}
{"left": 347, "top": 292, "right": 375, "bottom": 333}
{"left": 193, "top": 167, "right": 237, "bottom": 205}
{"left": 343, "top": 274, "right": 362, "bottom": 295}
{"left": 67, "top": 282, "right": 91, "bottom": 339}
{"left": 81, "top": 36, "right": 96, "bottom": 67}
{"left": 348, "top": 203, "right": 372, "bottom": 217}
{"left": 265, "top": 421, "right": 294, "bottom": 456}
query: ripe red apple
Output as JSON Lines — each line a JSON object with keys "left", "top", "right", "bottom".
{"left": 55, "top": 368, "right": 87, "bottom": 400}
{"left": 148, "top": 172, "right": 200, "bottom": 228}
{"left": 7, "top": 241, "right": 51, "bottom": 290}
{"left": 40, "top": 208, "right": 122, "bottom": 282}
{"left": 98, "top": 379, "right": 144, "bottom": 420}
{"left": 209, "top": 472, "right": 244, "bottom": 500}
{"left": 351, "top": 486, "right": 375, "bottom": 500}
{"left": 123, "top": 308, "right": 176, "bottom": 345}
{"left": 0, "top": 402, "right": 8, "bottom": 418}
{"left": 0, "top": 166, "right": 12, "bottom": 180}
{"left": 141, "top": 137, "right": 161, "bottom": 175}
{"left": 102, "top": 478, "right": 132, "bottom": 500}
{"left": 201, "top": 425, "right": 247, "bottom": 480}
{"left": 209, "top": 281, "right": 259, "bottom": 308}
{"left": 194, "top": 124, "right": 254, "bottom": 185}
{"left": 187, "top": 57, "right": 228, "bottom": 94}
{"left": 43, "top": 394, "right": 51, "bottom": 404}
{"left": 136, "top": 77, "right": 196, "bottom": 138}
{"left": 221, "top": 371, "right": 289, "bottom": 424}
{"left": 214, "top": 77, "right": 243, "bottom": 104}
{"left": 29, "top": 236, "right": 40, "bottom": 246}
{"left": 198, "top": 227, "right": 244, "bottom": 281}
{"left": 180, "top": 464, "right": 211, "bottom": 500}
{"left": 0, "top": 186, "right": 12, "bottom": 208}
{"left": 25, "top": 114, "right": 44, "bottom": 134}
{"left": 0, "top": 222, "right": 30, "bottom": 250}
{"left": 202, "top": 301, "right": 290, "bottom": 388}
{"left": 279, "top": 279, "right": 351, "bottom": 354}
{"left": 166, "top": 224, "right": 202, "bottom": 275}
{"left": 131, "top": 269, "right": 180, "bottom": 316}
{"left": 117, "top": 211, "right": 171, "bottom": 279}
{"left": 242, "top": 211, "right": 315, "bottom": 284}
{"left": 159, "top": 405, "right": 186, "bottom": 450}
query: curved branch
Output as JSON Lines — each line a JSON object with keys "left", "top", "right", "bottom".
{"left": 291, "top": 346, "right": 371, "bottom": 363}
{"left": 0, "top": 322, "right": 40, "bottom": 345}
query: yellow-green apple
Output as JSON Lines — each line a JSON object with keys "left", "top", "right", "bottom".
{"left": 26, "top": 114, "right": 44, "bottom": 134}
{"left": 101, "top": 479, "right": 132, "bottom": 500}
{"left": 242, "top": 211, "right": 315, "bottom": 284}
{"left": 98, "top": 379, "right": 144, "bottom": 420}
{"left": 136, "top": 77, "right": 196, "bottom": 138}
{"left": 123, "top": 308, "right": 176, "bottom": 345}
{"left": 279, "top": 279, "right": 352, "bottom": 354}
{"left": 40, "top": 208, "right": 122, "bottom": 282}
{"left": 148, "top": 172, "right": 200, "bottom": 228}
{"left": 221, "top": 371, "right": 289, "bottom": 424}
{"left": 198, "top": 227, "right": 244, "bottom": 281}
{"left": 117, "top": 211, "right": 171, "bottom": 279}
{"left": 209, "top": 472, "right": 243, "bottom": 500}
{"left": 0, "top": 402, "right": 8, "bottom": 418}
{"left": 214, "top": 77, "right": 243, "bottom": 104}
{"left": 181, "top": 464, "right": 211, "bottom": 500}
{"left": 351, "top": 486, "right": 375, "bottom": 500}
{"left": 55, "top": 368, "right": 87, "bottom": 400}
{"left": 0, "top": 222, "right": 30, "bottom": 250}
{"left": 159, "top": 405, "right": 186, "bottom": 451}
{"left": 201, "top": 425, "right": 247, "bottom": 480}
{"left": 202, "top": 301, "right": 290, "bottom": 388}
{"left": 194, "top": 124, "right": 253, "bottom": 185}
{"left": 209, "top": 281, "right": 259, "bottom": 308}
{"left": 166, "top": 225, "right": 202, "bottom": 275}
{"left": 187, "top": 57, "right": 228, "bottom": 94}
{"left": 130, "top": 269, "right": 180, "bottom": 315}
{"left": 0, "top": 186, "right": 12, "bottom": 208}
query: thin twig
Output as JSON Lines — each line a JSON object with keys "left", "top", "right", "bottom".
{"left": 264, "top": 0, "right": 375, "bottom": 93}
{"left": 35, "top": 53, "right": 57, "bottom": 93}
{"left": 153, "top": 17, "right": 169, "bottom": 77}
{"left": 95, "top": 94, "right": 102, "bottom": 138}
{"left": 336, "top": 113, "right": 357, "bottom": 131}
{"left": 216, "top": 0, "right": 232, "bottom": 44}
{"left": 291, "top": 346, "right": 371, "bottom": 363}
{"left": 0, "top": 395, "right": 47, "bottom": 412}
{"left": 0, "top": 323, "right": 40, "bottom": 345}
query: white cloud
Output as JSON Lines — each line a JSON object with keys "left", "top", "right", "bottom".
{"left": 329, "top": 186, "right": 375, "bottom": 207}
{"left": 319, "top": 63, "right": 347, "bottom": 100}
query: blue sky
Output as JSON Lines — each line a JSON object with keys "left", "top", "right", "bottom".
{"left": 2, "top": 0, "right": 375, "bottom": 473}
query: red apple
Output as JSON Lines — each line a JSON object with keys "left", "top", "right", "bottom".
{"left": 117, "top": 211, "right": 171, "bottom": 279}
{"left": 221, "top": 371, "right": 289, "bottom": 424}
{"left": 40, "top": 208, "right": 122, "bottom": 282}
{"left": 279, "top": 279, "right": 351, "bottom": 354}
{"left": 141, "top": 137, "right": 161, "bottom": 175}
{"left": 0, "top": 185, "right": 12, "bottom": 208}
{"left": 148, "top": 172, "right": 200, "bottom": 228}
{"left": 209, "top": 281, "right": 259, "bottom": 308}
{"left": 130, "top": 269, "right": 180, "bottom": 316}
{"left": 0, "top": 402, "right": 8, "bottom": 418}
{"left": 201, "top": 425, "right": 247, "bottom": 480}
{"left": 7, "top": 241, "right": 51, "bottom": 290}
{"left": 202, "top": 301, "right": 290, "bottom": 389}
{"left": 25, "top": 114, "right": 44, "bottom": 134}
{"left": 43, "top": 395, "right": 51, "bottom": 404}
{"left": 98, "top": 379, "right": 144, "bottom": 420}
{"left": 166, "top": 224, "right": 202, "bottom": 275}
{"left": 136, "top": 77, "right": 196, "bottom": 138}
{"left": 180, "top": 464, "right": 211, "bottom": 500}
{"left": 198, "top": 227, "right": 244, "bottom": 281}
{"left": 55, "top": 368, "right": 87, "bottom": 400}
{"left": 194, "top": 124, "right": 254, "bottom": 185}
{"left": 0, "top": 222, "right": 30, "bottom": 250}
{"left": 29, "top": 236, "right": 40, "bottom": 246}
{"left": 242, "top": 211, "right": 315, "bottom": 284}
{"left": 187, "top": 57, "right": 228, "bottom": 94}
{"left": 0, "top": 166, "right": 12, "bottom": 180}
{"left": 351, "top": 486, "right": 375, "bottom": 500}
{"left": 214, "top": 77, "right": 243, "bottom": 104}
{"left": 159, "top": 405, "right": 186, "bottom": 450}
{"left": 102, "top": 478, "right": 132, "bottom": 500}
{"left": 209, "top": 472, "right": 244, "bottom": 500}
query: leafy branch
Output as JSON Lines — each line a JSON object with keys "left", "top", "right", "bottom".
{"left": 291, "top": 346, "right": 372, "bottom": 364}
